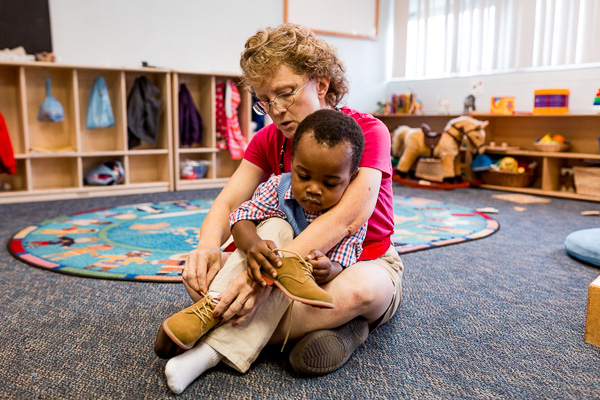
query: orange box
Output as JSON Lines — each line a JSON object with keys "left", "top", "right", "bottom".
{"left": 490, "top": 96, "right": 515, "bottom": 115}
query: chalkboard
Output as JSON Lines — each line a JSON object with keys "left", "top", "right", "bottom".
{"left": 0, "top": 0, "right": 52, "bottom": 54}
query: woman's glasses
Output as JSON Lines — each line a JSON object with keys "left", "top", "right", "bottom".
{"left": 252, "top": 79, "right": 313, "bottom": 116}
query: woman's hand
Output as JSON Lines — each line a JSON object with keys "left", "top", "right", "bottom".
{"left": 245, "top": 239, "right": 282, "bottom": 286}
{"left": 306, "top": 249, "right": 342, "bottom": 285}
{"left": 212, "top": 270, "right": 273, "bottom": 326}
{"left": 183, "top": 242, "right": 224, "bottom": 295}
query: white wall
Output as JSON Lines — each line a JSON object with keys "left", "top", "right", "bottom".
{"left": 48, "top": 0, "right": 392, "bottom": 113}
{"left": 387, "top": 66, "right": 600, "bottom": 115}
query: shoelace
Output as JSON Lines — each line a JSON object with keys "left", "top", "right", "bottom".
{"left": 189, "top": 295, "right": 218, "bottom": 324}
{"left": 273, "top": 248, "right": 315, "bottom": 279}
{"left": 272, "top": 248, "right": 317, "bottom": 351}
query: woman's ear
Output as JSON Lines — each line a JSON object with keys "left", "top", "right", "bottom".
{"left": 316, "top": 77, "right": 330, "bottom": 98}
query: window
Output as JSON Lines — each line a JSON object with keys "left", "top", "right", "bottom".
{"left": 394, "top": 0, "right": 600, "bottom": 79}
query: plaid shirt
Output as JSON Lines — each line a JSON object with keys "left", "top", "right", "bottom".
{"left": 229, "top": 174, "right": 366, "bottom": 268}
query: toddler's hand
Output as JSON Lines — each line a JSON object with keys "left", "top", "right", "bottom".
{"left": 246, "top": 239, "right": 282, "bottom": 286}
{"left": 306, "top": 249, "right": 334, "bottom": 284}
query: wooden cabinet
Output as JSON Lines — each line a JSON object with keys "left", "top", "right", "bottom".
{"left": 0, "top": 62, "right": 253, "bottom": 204}
{"left": 375, "top": 113, "right": 600, "bottom": 202}
{"left": 0, "top": 61, "right": 173, "bottom": 203}
{"left": 171, "top": 71, "right": 251, "bottom": 191}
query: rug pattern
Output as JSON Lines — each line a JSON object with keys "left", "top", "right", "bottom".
{"left": 8, "top": 197, "right": 498, "bottom": 282}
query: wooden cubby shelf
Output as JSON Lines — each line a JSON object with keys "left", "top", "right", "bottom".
{"left": 171, "top": 70, "right": 252, "bottom": 191}
{"left": 0, "top": 61, "right": 253, "bottom": 204}
{"left": 375, "top": 113, "right": 600, "bottom": 202}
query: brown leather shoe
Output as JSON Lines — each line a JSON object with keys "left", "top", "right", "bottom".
{"left": 154, "top": 324, "right": 185, "bottom": 359}
{"left": 289, "top": 317, "right": 369, "bottom": 375}
{"left": 161, "top": 295, "right": 219, "bottom": 351}
{"left": 262, "top": 249, "right": 334, "bottom": 309}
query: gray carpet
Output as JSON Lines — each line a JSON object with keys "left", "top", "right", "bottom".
{"left": 1, "top": 184, "right": 600, "bottom": 399}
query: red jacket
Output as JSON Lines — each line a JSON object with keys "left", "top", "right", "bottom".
{"left": 0, "top": 111, "right": 17, "bottom": 174}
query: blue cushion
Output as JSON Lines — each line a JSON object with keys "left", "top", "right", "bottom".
{"left": 565, "top": 228, "right": 600, "bottom": 267}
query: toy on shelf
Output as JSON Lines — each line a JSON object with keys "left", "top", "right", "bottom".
{"left": 180, "top": 159, "right": 210, "bottom": 180}
{"left": 560, "top": 168, "right": 575, "bottom": 193}
{"left": 472, "top": 153, "right": 492, "bottom": 172}
{"left": 490, "top": 96, "right": 515, "bottom": 115}
{"left": 391, "top": 115, "right": 488, "bottom": 183}
{"left": 479, "top": 157, "right": 536, "bottom": 188}
{"left": 463, "top": 94, "right": 476, "bottom": 114}
{"left": 533, "top": 89, "right": 570, "bottom": 114}
{"left": 533, "top": 133, "right": 570, "bottom": 152}
{"left": 438, "top": 96, "right": 451, "bottom": 114}
{"left": 377, "top": 92, "right": 423, "bottom": 115}
{"left": 485, "top": 141, "right": 520, "bottom": 152}
{"left": 592, "top": 88, "right": 600, "bottom": 114}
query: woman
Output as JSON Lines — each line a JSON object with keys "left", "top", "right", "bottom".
{"left": 182, "top": 23, "right": 403, "bottom": 375}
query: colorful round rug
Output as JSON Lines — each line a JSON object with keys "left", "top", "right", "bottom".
{"left": 8, "top": 196, "right": 498, "bottom": 282}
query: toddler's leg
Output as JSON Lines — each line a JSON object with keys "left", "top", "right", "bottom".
{"left": 203, "top": 217, "right": 295, "bottom": 373}
{"left": 163, "top": 218, "right": 293, "bottom": 392}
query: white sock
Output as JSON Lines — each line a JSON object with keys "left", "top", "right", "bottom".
{"left": 164, "top": 342, "right": 223, "bottom": 394}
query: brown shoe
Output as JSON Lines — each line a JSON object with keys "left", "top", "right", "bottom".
{"left": 161, "top": 295, "right": 219, "bottom": 351}
{"left": 154, "top": 324, "right": 185, "bottom": 359}
{"left": 262, "top": 249, "right": 334, "bottom": 309}
{"left": 289, "top": 317, "right": 369, "bottom": 375}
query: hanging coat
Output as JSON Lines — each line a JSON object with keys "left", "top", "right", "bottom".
{"left": 127, "top": 76, "right": 162, "bottom": 149}
{"left": 215, "top": 80, "right": 247, "bottom": 159}
{"left": 178, "top": 83, "right": 203, "bottom": 147}
{"left": 0, "top": 111, "right": 17, "bottom": 174}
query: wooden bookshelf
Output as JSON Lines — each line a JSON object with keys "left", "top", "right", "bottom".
{"left": 375, "top": 113, "right": 600, "bottom": 202}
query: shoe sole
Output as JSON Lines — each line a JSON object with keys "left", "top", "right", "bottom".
{"left": 289, "top": 318, "right": 369, "bottom": 375}
{"left": 262, "top": 273, "right": 335, "bottom": 309}
{"left": 154, "top": 322, "right": 186, "bottom": 359}
{"left": 161, "top": 319, "right": 196, "bottom": 351}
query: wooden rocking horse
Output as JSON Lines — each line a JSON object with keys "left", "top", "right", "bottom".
{"left": 391, "top": 115, "right": 488, "bottom": 183}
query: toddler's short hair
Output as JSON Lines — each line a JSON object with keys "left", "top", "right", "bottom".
{"left": 292, "top": 109, "right": 364, "bottom": 172}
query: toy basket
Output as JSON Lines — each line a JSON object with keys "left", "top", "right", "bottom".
{"left": 480, "top": 169, "right": 534, "bottom": 187}
{"left": 573, "top": 166, "right": 600, "bottom": 197}
{"left": 533, "top": 142, "right": 570, "bottom": 152}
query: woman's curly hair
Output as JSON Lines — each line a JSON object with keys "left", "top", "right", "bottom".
{"left": 240, "top": 23, "right": 349, "bottom": 107}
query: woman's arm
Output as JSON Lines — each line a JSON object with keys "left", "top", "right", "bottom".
{"left": 284, "top": 167, "right": 381, "bottom": 256}
{"left": 185, "top": 159, "right": 266, "bottom": 295}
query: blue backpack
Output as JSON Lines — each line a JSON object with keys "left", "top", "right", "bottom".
{"left": 37, "top": 77, "right": 65, "bottom": 122}
{"left": 86, "top": 76, "right": 115, "bottom": 129}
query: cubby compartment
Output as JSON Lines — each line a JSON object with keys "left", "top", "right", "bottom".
{"left": 30, "top": 157, "right": 79, "bottom": 190}
{"left": 215, "top": 150, "right": 243, "bottom": 179}
{"left": 125, "top": 71, "right": 171, "bottom": 151}
{"left": 81, "top": 156, "right": 125, "bottom": 187}
{"left": 78, "top": 69, "right": 126, "bottom": 153}
{"left": 24, "top": 66, "right": 78, "bottom": 152}
{"left": 174, "top": 73, "right": 214, "bottom": 149}
{"left": 0, "top": 159, "right": 28, "bottom": 192}
{"left": 178, "top": 153, "right": 215, "bottom": 181}
{"left": 0, "top": 65, "right": 26, "bottom": 154}
{"left": 172, "top": 71, "right": 251, "bottom": 191}
{"left": 128, "top": 154, "right": 170, "bottom": 184}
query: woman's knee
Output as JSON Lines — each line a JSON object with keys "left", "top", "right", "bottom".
{"left": 339, "top": 266, "right": 394, "bottom": 310}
